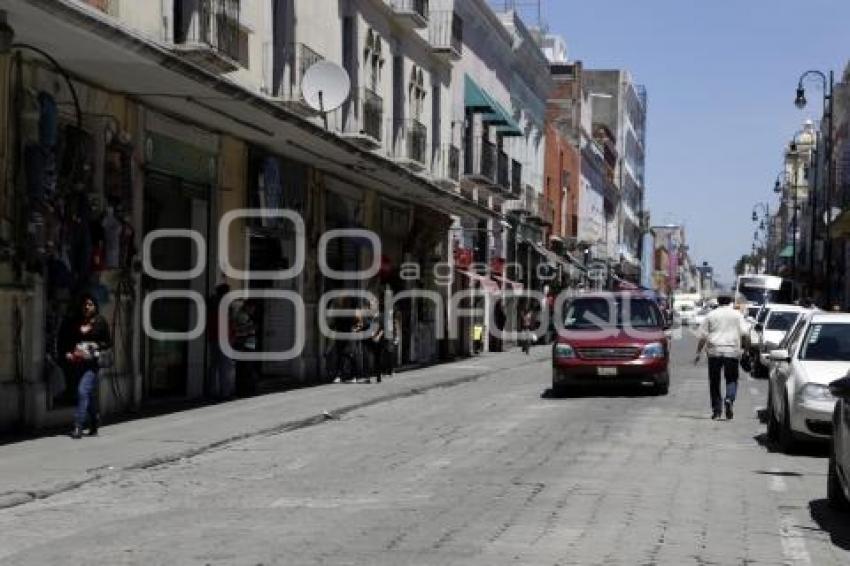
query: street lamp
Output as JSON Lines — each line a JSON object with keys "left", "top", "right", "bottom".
{"left": 795, "top": 69, "right": 834, "bottom": 304}
{"left": 752, "top": 201, "right": 771, "bottom": 272}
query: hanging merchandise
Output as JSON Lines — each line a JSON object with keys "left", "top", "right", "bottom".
{"left": 118, "top": 218, "right": 136, "bottom": 270}
{"left": 102, "top": 207, "right": 121, "bottom": 269}
{"left": 104, "top": 142, "right": 133, "bottom": 210}
{"left": 259, "top": 156, "right": 283, "bottom": 215}
{"left": 89, "top": 211, "right": 106, "bottom": 273}
{"left": 38, "top": 91, "right": 59, "bottom": 148}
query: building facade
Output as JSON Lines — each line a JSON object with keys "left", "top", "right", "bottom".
{"left": 0, "top": 0, "right": 558, "bottom": 430}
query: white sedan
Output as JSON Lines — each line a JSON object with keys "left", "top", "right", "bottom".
{"left": 766, "top": 312, "right": 850, "bottom": 452}
{"left": 750, "top": 305, "right": 807, "bottom": 378}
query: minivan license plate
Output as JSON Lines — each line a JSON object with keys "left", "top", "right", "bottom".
{"left": 597, "top": 367, "right": 617, "bottom": 376}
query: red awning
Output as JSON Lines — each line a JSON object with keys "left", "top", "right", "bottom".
{"left": 457, "top": 270, "right": 500, "bottom": 294}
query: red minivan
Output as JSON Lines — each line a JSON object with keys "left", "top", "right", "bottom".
{"left": 552, "top": 292, "right": 671, "bottom": 395}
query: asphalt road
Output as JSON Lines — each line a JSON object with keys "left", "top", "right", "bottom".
{"left": 0, "top": 332, "right": 848, "bottom": 565}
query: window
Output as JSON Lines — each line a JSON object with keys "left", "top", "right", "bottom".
{"left": 409, "top": 66, "right": 426, "bottom": 121}
{"left": 364, "top": 29, "right": 384, "bottom": 92}
{"left": 564, "top": 297, "right": 663, "bottom": 330}
{"left": 799, "top": 323, "right": 850, "bottom": 361}
{"left": 766, "top": 311, "right": 799, "bottom": 332}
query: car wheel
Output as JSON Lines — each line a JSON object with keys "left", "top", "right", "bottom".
{"left": 828, "top": 442, "right": 850, "bottom": 511}
{"left": 778, "top": 393, "right": 797, "bottom": 453}
{"left": 654, "top": 372, "right": 669, "bottom": 396}
{"left": 766, "top": 386, "right": 779, "bottom": 441}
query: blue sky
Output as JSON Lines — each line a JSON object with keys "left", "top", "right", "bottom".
{"left": 542, "top": 0, "right": 850, "bottom": 285}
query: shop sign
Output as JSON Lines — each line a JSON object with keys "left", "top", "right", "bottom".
{"left": 145, "top": 133, "right": 217, "bottom": 186}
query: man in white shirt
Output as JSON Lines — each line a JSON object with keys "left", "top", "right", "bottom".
{"left": 695, "top": 295, "right": 749, "bottom": 420}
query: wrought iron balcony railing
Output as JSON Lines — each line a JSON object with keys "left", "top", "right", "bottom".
{"left": 428, "top": 11, "right": 462, "bottom": 60}
{"left": 333, "top": 87, "right": 384, "bottom": 148}
{"left": 511, "top": 159, "right": 523, "bottom": 198}
{"left": 464, "top": 135, "right": 496, "bottom": 185}
{"left": 389, "top": 119, "right": 428, "bottom": 169}
{"left": 432, "top": 144, "right": 461, "bottom": 188}
{"left": 390, "top": 0, "right": 429, "bottom": 28}
{"left": 497, "top": 150, "right": 510, "bottom": 193}
{"left": 172, "top": 0, "right": 241, "bottom": 73}
{"left": 262, "top": 43, "right": 324, "bottom": 113}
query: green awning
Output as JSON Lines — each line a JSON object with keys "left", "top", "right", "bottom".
{"left": 464, "top": 75, "right": 523, "bottom": 136}
{"left": 464, "top": 75, "right": 493, "bottom": 110}
{"left": 778, "top": 245, "right": 794, "bottom": 258}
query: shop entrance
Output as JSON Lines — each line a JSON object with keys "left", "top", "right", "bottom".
{"left": 142, "top": 172, "right": 210, "bottom": 399}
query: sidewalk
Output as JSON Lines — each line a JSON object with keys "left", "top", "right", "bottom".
{"left": 0, "top": 348, "right": 549, "bottom": 510}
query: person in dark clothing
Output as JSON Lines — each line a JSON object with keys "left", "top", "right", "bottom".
{"left": 64, "top": 294, "right": 111, "bottom": 439}
{"left": 233, "top": 299, "right": 259, "bottom": 396}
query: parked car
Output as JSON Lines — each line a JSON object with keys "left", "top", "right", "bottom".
{"left": 828, "top": 374, "right": 850, "bottom": 510}
{"left": 552, "top": 292, "right": 670, "bottom": 395}
{"left": 766, "top": 312, "right": 850, "bottom": 452}
{"left": 749, "top": 305, "right": 807, "bottom": 378}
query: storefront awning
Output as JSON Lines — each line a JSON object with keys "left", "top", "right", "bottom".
{"left": 464, "top": 75, "right": 523, "bottom": 136}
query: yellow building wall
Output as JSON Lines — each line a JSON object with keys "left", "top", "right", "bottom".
{"left": 218, "top": 135, "right": 247, "bottom": 290}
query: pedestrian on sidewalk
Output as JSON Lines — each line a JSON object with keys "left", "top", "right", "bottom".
{"left": 206, "top": 283, "right": 235, "bottom": 400}
{"left": 233, "top": 298, "right": 259, "bottom": 396}
{"left": 64, "top": 294, "right": 111, "bottom": 439}
{"left": 368, "top": 308, "right": 386, "bottom": 383}
{"left": 521, "top": 307, "right": 535, "bottom": 355}
{"left": 694, "top": 294, "right": 749, "bottom": 420}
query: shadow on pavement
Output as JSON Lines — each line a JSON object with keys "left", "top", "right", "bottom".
{"left": 753, "top": 432, "right": 829, "bottom": 458}
{"left": 541, "top": 386, "right": 660, "bottom": 400}
{"left": 809, "top": 499, "right": 850, "bottom": 551}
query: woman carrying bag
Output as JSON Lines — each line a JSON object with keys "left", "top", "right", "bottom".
{"left": 65, "top": 294, "right": 112, "bottom": 439}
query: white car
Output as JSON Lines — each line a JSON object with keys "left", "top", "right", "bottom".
{"left": 766, "top": 312, "right": 850, "bottom": 452}
{"left": 750, "top": 305, "right": 807, "bottom": 377}
{"left": 673, "top": 301, "right": 698, "bottom": 326}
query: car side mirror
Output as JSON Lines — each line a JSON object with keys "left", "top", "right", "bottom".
{"left": 754, "top": 323, "right": 764, "bottom": 332}
{"left": 829, "top": 376, "right": 850, "bottom": 399}
{"left": 769, "top": 349, "right": 791, "bottom": 363}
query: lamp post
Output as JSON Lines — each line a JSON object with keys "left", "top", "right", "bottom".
{"left": 752, "top": 201, "right": 771, "bottom": 271}
{"left": 795, "top": 69, "right": 834, "bottom": 305}
{"left": 773, "top": 169, "right": 800, "bottom": 296}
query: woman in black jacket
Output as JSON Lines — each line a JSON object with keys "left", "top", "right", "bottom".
{"left": 65, "top": 294, "right": 111, "bottom": 439}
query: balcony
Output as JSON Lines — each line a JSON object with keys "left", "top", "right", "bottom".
{"left": 262, "top": 43, "right": 324, "bottom": 115}
{"left": 334, "top": 87, "right": 384, "bottom": 149}
{"left": 432, "top": 144, "right": 461, "bottom": 189}
{"left": 389, "top": 119, "right": 428, "bottom": 171}
{"left": 390, "top": 0, "right": 429, "bottom": 28}
{"left": 496, "top": 150, "right": 510, "bottom": 194}
{"left": 464, "top": 136, "right": 496, "bottom": 185}
{"left": 172, "top": 0, "right": 241, "bottom": 74}
{"left": 428, "top": 11, "right": 462, "bottom": 60}
{"left": 510, "top": 159, "right": 523, "bottom": 198}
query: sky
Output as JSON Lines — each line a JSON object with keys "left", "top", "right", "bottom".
{"left": 538, "top": 0, "right": 850, "bottom": 286}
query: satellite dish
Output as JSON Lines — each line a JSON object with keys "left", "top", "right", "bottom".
{"left": 302, "top": 61, "right": 351, "bottom": 114}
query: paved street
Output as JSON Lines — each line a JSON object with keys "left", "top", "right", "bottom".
{"left": 0, "top": 334, "right": 848, "bottom": 565}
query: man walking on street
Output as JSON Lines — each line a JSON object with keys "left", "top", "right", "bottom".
{"left": 695, "top": 295, "right": 749, "bottom": 420}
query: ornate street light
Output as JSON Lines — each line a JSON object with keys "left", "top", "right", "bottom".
{"left": 795, "top": 69, "right": 834, "bottom": 304}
